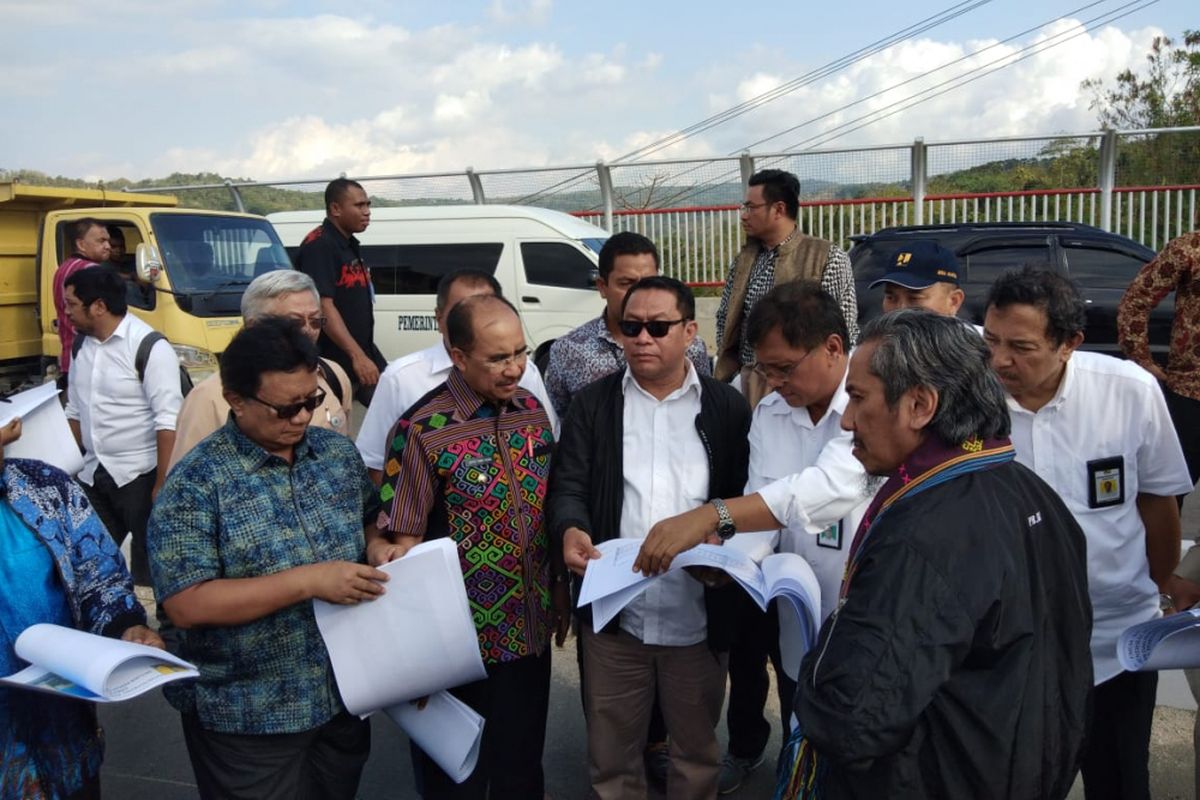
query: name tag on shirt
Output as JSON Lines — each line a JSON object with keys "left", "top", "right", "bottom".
{"left": 817, "top": 521, "right": 843, "bottom": 550}
{"left": 1087, "top": 456, "right": 1125, "bottom": 508}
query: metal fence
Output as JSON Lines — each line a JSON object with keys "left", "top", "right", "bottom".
{"left": 134, "top": 126, "right": 1200, "bottom": 284}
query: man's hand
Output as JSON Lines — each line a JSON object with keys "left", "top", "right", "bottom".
{"left": 1168, "top": 573, "right": 1200, "bottom": 612}
{"left": 563, "top": 527, "right": 601, "bottom": 576}
{"left": 0, "top": 417, "right": 21, "bottom": 447}
{"left": 634, "top": 505, "right": 719, "bottom": 576}
{"left": 351, "top": 352, "right": 380, "bottom": 387}
{"left": 552, "top": 580, "right": 572, "bottom": 647}
{"left": 306, "top": 561, "right": 389, "bottom": 605}
{"left": 367, "top": 536, "right": 419, "bottom": 566}
{"left": 121, "top": 624, "right": 165, "bottom": 649}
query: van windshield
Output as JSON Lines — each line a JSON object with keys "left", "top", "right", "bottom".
{"left": 151, "top": 213, "right": 291, "bottom": 289}
{"left": 581, "top": 237, "right": 608, "bottom": 255}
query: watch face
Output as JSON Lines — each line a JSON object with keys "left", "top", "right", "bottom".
{"left": 718, "top": 522, "right": 736, "bottom": 540}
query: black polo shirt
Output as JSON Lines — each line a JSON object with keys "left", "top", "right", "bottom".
{"left": 293, "top": 218, "right": 382, "bottom": 375}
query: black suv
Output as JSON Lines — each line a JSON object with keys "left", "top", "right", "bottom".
{"left": 849, "top": 222, "right": 1172, "bottom": 359}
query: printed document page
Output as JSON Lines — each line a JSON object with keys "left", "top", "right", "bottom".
{"left": 0, "top": 383, "right": 84, "bottom": 476}
{"left": 314, "top": 538, "right": 487, "bottom": 716}
{"left": 1, "top": 623, "right": 197, "bottom": 702}
{"left": 1118, "top": 608, "right": 1200, "bottom": 671}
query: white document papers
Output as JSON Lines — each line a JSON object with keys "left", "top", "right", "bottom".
{"left": 1118, "top": 608, "right": 1200, "bottom": 671}
{"left": 578, "top": 539, "right": 822, "bottom": 656}
{"left": 0, "top": 623, "right": 197, "bottom": 702}
{"left": 314, "top": 538, "right": 487, "bottom": 717}
{"left": 0, "top": 382, "right": 84, "bottom": 476}
{"left": 384, "top": 690, "right": 484, "bottom": 783}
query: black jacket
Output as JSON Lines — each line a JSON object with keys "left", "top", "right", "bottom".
{"left": 796, "top": 460, "right": 1093, "bottom": 800}
{"left": 547, "top": 370, "right": 751, "bottom": 651}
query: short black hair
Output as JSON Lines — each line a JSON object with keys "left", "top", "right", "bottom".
{"left": 324, "top": 178, "right": 365, "bottom": 213}
{"left": 71, "top": 217, "right": 103, "bottom": 249}
{"left": 747, "top": 279, "right": 848, "bottom": 352}
{"left": 446, "top": 293, "right": 520, "bottom": 352}
{"left": 64, "top": 265, "right": 127, "bottom": 316}
{"left": 598, "top": 231, "right": 659, "bottom": 281}
{"left": 621, "top": 275, "right": 695, "bottom": 320}
{"left": 105, "top": 224, "right": 125, "bottom": 244}
{"left": 985, "top": 266, "right": 1087, "bottom": 345}
{"left": 435, "top": 269, "right": 503, "bottom": 314}
{"left": 748, "top": 169, "right": 800, "bottom": 220}
{"left": 220, "top": 316, "right": 319, "bottom": 399}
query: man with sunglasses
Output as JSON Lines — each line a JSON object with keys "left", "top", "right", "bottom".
{"left": 715, "top": 169, "right": 858, "bottom": 409}
{"left": 372, "top": 294, "right": 566, "bottom": 799}
{"left": 550, "top": 276, "right": 751, "bottom": 798}
{"left": 148, "top": 318, "right": 388, "bottom": 799}
{"left": 169, "top": 270, "right": 354, "bottom": 469}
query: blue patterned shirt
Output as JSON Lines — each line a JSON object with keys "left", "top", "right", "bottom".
{"left": 148, "top": 419, "right": 378, "bottom": 735}
{"left": 1, "top": 458, "right": 145, "bottom": 799}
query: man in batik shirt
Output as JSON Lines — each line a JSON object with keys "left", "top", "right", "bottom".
{"left": 372, "top": 294, "right": 569, "bottom": 800}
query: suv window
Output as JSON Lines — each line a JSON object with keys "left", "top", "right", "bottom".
{"left": 1062, "top": 244, "right": 1149, "bottom": 290}
{"left": 357, "top": 243, "right": 503, "bottom": 295}
{"left": 960, "top": 244, "right": 1053, "bottom": 287}
{"left": 520, "top": 242, "right": 596, "bottom": 289}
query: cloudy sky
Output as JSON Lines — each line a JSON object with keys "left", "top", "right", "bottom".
{"left": 0, "top": 0, "right": 1191, "bottom": 183}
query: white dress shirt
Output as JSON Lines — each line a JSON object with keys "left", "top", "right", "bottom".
{"left": 618, "top": 363, "right": 710, "bottom": 646}
{"left": 64, "top": 314, "right": 182, "bottom": 487}
{"left": 1006, "top": 351, "right": 1192, "bottom": 683}
{"left": 356, "top": 341, "right": 559, "bottom": 470}
{"left": 748, "top": 367, "right": 870, "bottom": 624}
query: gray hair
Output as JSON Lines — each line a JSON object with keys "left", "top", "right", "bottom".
{"left": 241, "top": 269, "right": 319, "bottom": 321}
{"left": 860, "top": 309, "right": 1010, "bottom": 442}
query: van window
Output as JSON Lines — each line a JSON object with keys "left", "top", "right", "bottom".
{"left": 359, "top": 243, "right": 503, "bottom": 295}
{"left": 520, "top": 242, "right": 597, "bottom": 289}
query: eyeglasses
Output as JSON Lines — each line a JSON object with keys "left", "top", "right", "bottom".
{"left": 618, "top": 319, "right": 688, "bottom": 338}
{"left": 247, "top": 388, "right": 327, "bottom": 419}
{"left": 288, "top": 314, "right": 328, "bottom": 332}
{"left": 740, "top": 201, "right": 772, "bottom": 213}
{"left": 470, "top": 347, "right": 530, "bottom": 372}
{"left": 751, "top": 348, "right": 815, "bottom": 382}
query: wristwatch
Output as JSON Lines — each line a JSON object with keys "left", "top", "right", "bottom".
{"left": 1160, "top": 593, "right": 1175, "bottom": 612}
{"left": 711, "top": 498, "right": 736, "bottom": 541}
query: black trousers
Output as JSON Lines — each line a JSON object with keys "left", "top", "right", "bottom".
{"left": 80, "top": 464, "right": 155, "bottom": 585}
{"left": 418, "top": 649, "right": 551, "bottom": 799}
{"left": 725, "top": 591, "right": 797, "bottom": 760}
{"left": 1163, "top": 387, "right": 1200, "bottom": 489}
{"left": 1080, "top": 670, "right": 1158, "bottom": 800}
{"left": 181, "top": 711, "right": 370, "bottom": 800}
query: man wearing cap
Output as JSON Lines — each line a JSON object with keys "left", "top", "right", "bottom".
{"left": 870, "top": 240, "right": 967, "bottom": 319}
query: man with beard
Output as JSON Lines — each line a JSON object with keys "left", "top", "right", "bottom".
{"left": 637, "top": 310, "right": 1094, "bottom": 799}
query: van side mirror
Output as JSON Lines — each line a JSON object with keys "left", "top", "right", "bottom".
{"left": 136, "top": 243, "right": 163, "bottom": 283}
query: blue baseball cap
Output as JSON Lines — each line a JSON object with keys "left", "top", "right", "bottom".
{"left": 869, "top": 240, "right": 961, "bottom": 290}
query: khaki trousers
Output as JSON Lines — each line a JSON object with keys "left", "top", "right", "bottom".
{"left": 582, "top": 627, "right": 728, "bottom": 800}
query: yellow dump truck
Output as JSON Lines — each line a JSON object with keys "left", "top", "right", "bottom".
{"left": 0, "top": 182, "right": 293, "bottom": 391}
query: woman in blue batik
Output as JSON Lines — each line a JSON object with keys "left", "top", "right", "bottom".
{"left": 0, "top": 417, "right": 163, "bottom": 799}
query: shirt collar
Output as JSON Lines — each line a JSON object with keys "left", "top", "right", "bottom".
{"left": 445, "top": 367, "right": 529, "bottom": 420}
{"left": 321, "top": 217, "right": 358, "bottom": 247}
{"left": 427, "top": 341, "right": 454, "bottom": 376}
{"left": 592, "top": 312, "right": 620, "bottom": 347}
{"left": 1004, "top": 356, "right": 1075, "bottom": 415}
{"left": 224, "top": 414, "right": 320, "bottom": 471}
{"left": 621, "top": 360, "right": 702, "bottom": 403}
{"left": 99, "top": 314, "right": 133, "bottom": 344}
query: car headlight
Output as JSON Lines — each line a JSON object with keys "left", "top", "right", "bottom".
{"left": 172, "top": 345, "right": 219, "bottom": 384}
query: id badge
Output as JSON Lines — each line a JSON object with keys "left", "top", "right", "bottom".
{"left": 1087, "top": 456, "right": 1125, "bottom": 508}
{"left": 817, "top": 520, "right": 843, "bottom": 550}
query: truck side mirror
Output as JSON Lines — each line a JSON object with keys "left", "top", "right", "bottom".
{"left": 136, "top": 242, "right": 163, "bottom": 283}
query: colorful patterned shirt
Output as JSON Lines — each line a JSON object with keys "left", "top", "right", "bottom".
{"left": 148, "top": 419, "right": 379, "bottom": 735}
{"left": 378, "top": 369, "right": 554, "bottom": 665}
{"left": 544, "top": 311, "right": 712, "bottom": 419}
{"left": 1118, "top": 231, "right": 1200, "bottom": 400}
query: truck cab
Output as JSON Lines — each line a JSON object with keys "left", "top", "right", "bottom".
{"left": 0, "top": 182, "right": 291, "bottom": 390}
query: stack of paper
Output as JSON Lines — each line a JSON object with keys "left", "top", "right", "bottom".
{"left": 0, "top": 382, "right": 83, "bottom": 475}
{"left": 314, "top": 538, "right": 488, "bottom": 782}
{"left": 1118, "top": 608, "right": 1200, "bottom": 671}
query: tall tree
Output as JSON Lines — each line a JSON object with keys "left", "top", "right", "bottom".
{"left": 1082, "top": 30, "right": 1200, "bottom": 129}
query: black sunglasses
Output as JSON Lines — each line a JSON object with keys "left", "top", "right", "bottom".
{"left": 618, "top": 319, "right": 689, "bottom": 338}
{"left": 247, "top": 388, "right": 327, "bottom": 419}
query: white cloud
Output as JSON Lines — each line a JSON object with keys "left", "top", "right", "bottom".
{"left": 488, "top": 0, "right": 553, "bottom": 25}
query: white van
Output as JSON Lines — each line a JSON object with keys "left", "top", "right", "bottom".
{"left": 268, "top": 205, "right": 608, "bottom": 364}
